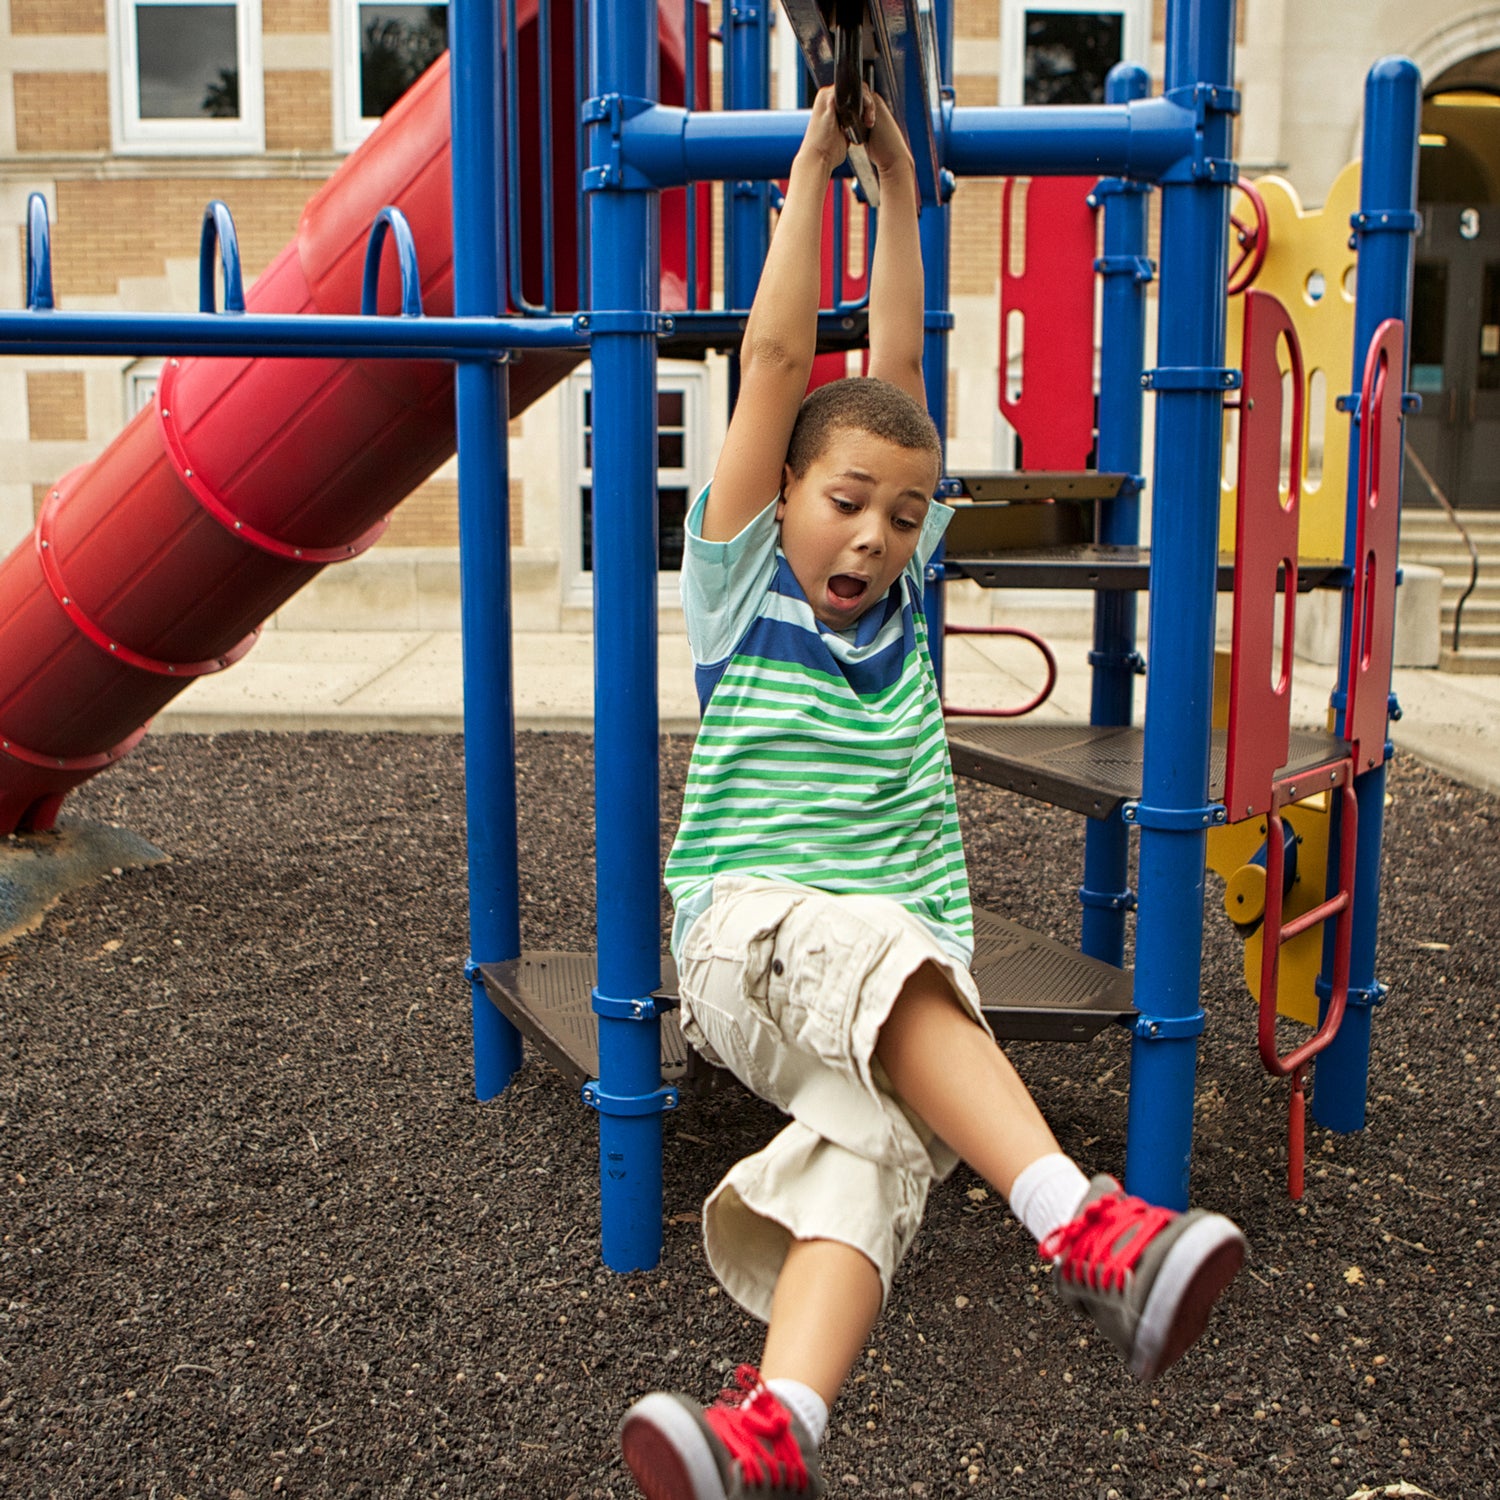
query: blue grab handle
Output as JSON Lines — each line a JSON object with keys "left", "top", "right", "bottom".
{"left": 26, "top": 193, "right": 54, "bottom": 311}
{"left": 361, "top": 207, "right": 425, "bottom": 317}
{"left": 199, "top": 200, "right": 246, "bottom": 313}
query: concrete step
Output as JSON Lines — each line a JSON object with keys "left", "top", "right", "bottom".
{"left": 1402, "top": 546, "right": 1489, "bottom": 570}
{"left": 1402, "top": 508, "right": 1500, "bottom": 532}
{"left": 1439, "top": 622, "right": 1500, "bottom": 650}
{"left": 1439, "top": 644, "right": 1500, "bottom": 674}
{"left": 1440, "top": 576, "right": 1500, "bottom": 595}
{"left": 1440, "top": 588, "right": 1500, "bottom": 612}
{"left": 1441, "top": 596, "right": 1500, "bottom": 619}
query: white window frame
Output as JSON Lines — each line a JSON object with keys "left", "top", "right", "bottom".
{"left": 999, "top": 0, "right": 1150, "bottom": 109}
{"left": 561, "top": 361, "right": 712, "bottom": 611}
{"left": 108, "top": 0, "right": 264, "bottom": 154}
{"left": 125, "top": 359, "right": 164, "bottom": 419}
{"left": 332, "top": 0, "right": 448, "bottom": 152}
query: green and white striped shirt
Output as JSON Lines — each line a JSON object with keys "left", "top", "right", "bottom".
{"left": 665, "top": 488, "right": 973, "bottom": 966}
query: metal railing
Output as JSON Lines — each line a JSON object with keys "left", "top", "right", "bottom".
{"left": 1404, "top": 442, "right": 1480, "bottom": 654}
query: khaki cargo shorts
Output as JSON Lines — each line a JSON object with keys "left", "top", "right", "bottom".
{"left": 675, "top": 876, "right": 985, "bottom": 1322}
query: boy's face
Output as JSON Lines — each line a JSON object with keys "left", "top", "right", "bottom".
{"left": 777, "top": 426, "right": 938, "bottom": 630}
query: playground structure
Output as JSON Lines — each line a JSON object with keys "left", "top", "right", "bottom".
{"left": 0, "top": 0, "right": 1419, "bottom": 1270}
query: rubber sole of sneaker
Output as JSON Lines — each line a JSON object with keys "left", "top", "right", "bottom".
{"left": 620, "top": 1392, "right": 726, "bottom": 1500}
{"left": 1131, "top": 1215, "right": 1247, "bottom": 1383}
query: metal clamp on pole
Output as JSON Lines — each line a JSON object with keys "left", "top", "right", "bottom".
{"left": 583, "top": 93, "right": 662, "bottom": 193}
{"left": 582, "top": 1082, "right": 679, "bottom": 1116}
{"left": 1095, "top": 254, "right": 1155, "bottom": 282}
{"left": 1086, "top": 647, "right": 1145, "bottom": 673}
{"left": 573, "top": 310, "right": 678, "bottom": 336}
{"left": 591, "top": 988, "right": 675, "bottom": 1021}
{"left": 1088, "top": 177, "right": 1152, "bottom": 205}
{"left": 1078, "top": 883, "right": 1136, "bottom": 912}
{"left": 1350, "top": 209, "right": 1422, "bottom": 235}
{"left": 1121, "top": 800, "right": 1227, "bottom": 829}
{"left": 1133, "top": 1009, "right": 1206, "bottom": 1041}
{"left": 1315, "top": 974, "right": 1388, "bottom": 1011}
{"left": 1141, "top": 365, "right": 1241, "bottom": 392}
{"left": 1158, "top": 82, "right": 1241, "bottom": 184}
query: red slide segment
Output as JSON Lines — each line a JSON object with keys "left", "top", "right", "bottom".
{"left": 0, "top": 6, "right": 705, "bottom": 836}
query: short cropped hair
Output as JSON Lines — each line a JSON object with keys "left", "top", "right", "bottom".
{"left": 785, "top": 377, "right": 942, "bottom": 479}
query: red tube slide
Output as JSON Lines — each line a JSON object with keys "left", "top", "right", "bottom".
{"left": 0, "top": 5, "right": 706, "bottom": 835}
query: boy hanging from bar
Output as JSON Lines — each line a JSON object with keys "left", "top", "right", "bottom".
{"left": 618, "top": 86, "right": 1247, "bottom": 1500}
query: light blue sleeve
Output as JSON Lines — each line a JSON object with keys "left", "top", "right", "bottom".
{"left": 679, "top": 483, "right": 780, "bottom": 666}
{"left": 907, "top": 497, "right": 955, "bottom": 587}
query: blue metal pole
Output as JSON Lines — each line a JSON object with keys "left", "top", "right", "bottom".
{"left": 921, "top": 0, "right": 954, "bottom": 672}
{"left": 1122, "top": 0, "right": 1237, "bottom": 1210}
{"left": 1080, "top": 62, "right": 1151, "bottom": 969}
{"left": 586, "top": 0, "right": 673, "bottom": 1271}
{"left": 723, "top": 0, "right": 771, "bottom": 377}
{"left": 450, "top": 0, "right": 524, "bottom": 1101}
{"left": 1313, "top": 57, "right": 1420, "bottom": 1134}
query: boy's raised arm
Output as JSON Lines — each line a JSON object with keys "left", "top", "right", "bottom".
{"left": 864, "top": 94, "right": 925, "bottom": 407}
{"left": 701, "top": 88, "right": 847, "bottom": 544}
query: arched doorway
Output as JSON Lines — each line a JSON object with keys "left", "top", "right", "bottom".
{"left": 1410, "top": 49, "right": 1500, "bottom": 508}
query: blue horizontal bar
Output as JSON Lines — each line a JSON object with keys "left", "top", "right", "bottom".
{"left": 944, "top": 97, "right": 1195, "bottom": 179}
{"left": 0, "top": 310, "right": 587, "bottom": 361}
{"left": 623, "top": 97, "right": 1196, "bottom": 189}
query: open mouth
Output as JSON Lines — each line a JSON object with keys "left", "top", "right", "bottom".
{"left": 826, "top": 574, "right": 869, "bottom": 610}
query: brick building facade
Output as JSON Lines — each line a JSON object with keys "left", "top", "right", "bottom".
{"left": 0, "top": 2, "right": 1489, "bottom": 633}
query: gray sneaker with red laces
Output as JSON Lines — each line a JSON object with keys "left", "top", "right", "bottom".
{"left": 1041, "top": 1174, "right": 1248, "bottom": 1382}
{"left": 620, "top": 1365, "right": 825, "bottom": 1499}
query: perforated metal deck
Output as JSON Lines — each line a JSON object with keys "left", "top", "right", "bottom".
{"left": 478, "top": 908, "right": 1133, "bottom": 1087}
{"left": 946, "top": 722, "right": 1350, "bottom": 820}
{"left": 942, "top": 545, "right": 1343, "bottom": 593}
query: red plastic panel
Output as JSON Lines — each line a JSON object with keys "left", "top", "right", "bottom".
{"left": 1224, "top": 290, "right": 1303, "bottom": 822}
{"left": 1344, "top": 319, "right": 1405, "bottom": 774}
{"left": 998, "top": 176, "right": 1097, "bottom": 470}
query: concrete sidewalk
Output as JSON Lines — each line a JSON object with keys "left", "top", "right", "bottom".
{"left": 151, "top": 626, "right": 1500, "bottom": 799}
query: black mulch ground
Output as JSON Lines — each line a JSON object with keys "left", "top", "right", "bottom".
{"left": 3, "top": 730, "right": 1497, "bottom": 1500}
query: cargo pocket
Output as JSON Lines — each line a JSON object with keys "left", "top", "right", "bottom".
{"left": 765, "top": 904, "right": 892, "bottom": 1070}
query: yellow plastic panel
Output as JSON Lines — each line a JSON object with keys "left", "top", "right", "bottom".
{"left": 1220, "top": 162, "right": 1361, "bottom": 566}
{"left": 1207, "top": 646, "right": 1325, "bottom": 1027}
{"left": 1206, "top": 798, "right": 1330, "bottom": 1027}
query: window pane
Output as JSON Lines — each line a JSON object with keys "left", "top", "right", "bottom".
{"left": 658, "top": 488, "right": 688, "bottom": 572}
{"left": 360, "top": 4, "right": 448, "bottom": 118}
{"left": 136, "top": 4, "right": 240, "bottom": 119}
{"left": 658, "top": 390, "right": 684, "bottom": 427}
{"left": 580, "top": 486, "right": 689, "bottom": 573}
{"left": 1024, "top": 11, "right": 1123, "bottom": 106}
{"left": 658, "top": 432, "right": 684, "bottom": 469}
{"left": 1410, "top": 261, "right": 1446, "bottom": 393}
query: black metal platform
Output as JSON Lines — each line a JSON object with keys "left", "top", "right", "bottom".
{"left": 478, "top": 908, "right": 1133, "bottom": 1088}
{"left": 946, "top": 721, "right": 1350, "bottom": 820}
{"left": 657, "top": 308, "right": 870, "bottom": 360}
{"left": 947, "top": 472, "right": 1132, "bottom": 503}
{"left": 943, "top": 544, "right": 1343, "bottom": 593}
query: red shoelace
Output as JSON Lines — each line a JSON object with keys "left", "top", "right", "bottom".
{"left": 1039, "top": 1190, "right": 1175, "bottom": 1293}
{"left": 702, "top": 1366, "right": 812, "bottom": 1492}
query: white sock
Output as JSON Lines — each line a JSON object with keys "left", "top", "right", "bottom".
{"left": 766, "top": 1378, "right": 828, "bottom": 1448}
{"left": 1008, "top": 1153, "right": 1091, "bottom": 1246}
